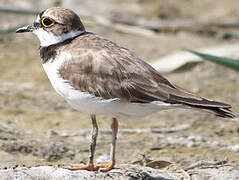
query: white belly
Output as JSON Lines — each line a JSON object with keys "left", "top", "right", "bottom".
{"left": 42, "top": 53, "right": 177, "bottom": 118}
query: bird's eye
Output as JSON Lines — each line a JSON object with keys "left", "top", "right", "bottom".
{"left": 41, "top": 17, "right": 55, "bottom": 28}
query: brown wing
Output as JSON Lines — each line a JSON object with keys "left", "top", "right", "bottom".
{"left": 58, "top": 33, "right": 235, "bottom": 118}
{"left": 59, "top": 49, "right": 167, "bottom": 103}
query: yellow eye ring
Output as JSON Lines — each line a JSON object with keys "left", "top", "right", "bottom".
{"left": 41, "top": 17, "right": 55, "bottom": 28}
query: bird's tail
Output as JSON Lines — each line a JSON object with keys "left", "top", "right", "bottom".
{"left": 168, "top": 94, "right": 235, "bottom": 119}
{"left": 189, "top": 103, "right": 235, "bottom": 118}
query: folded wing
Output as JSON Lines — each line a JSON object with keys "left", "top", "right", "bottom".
{"left": 58, "top": 34, "right": 235, "bottom": 118}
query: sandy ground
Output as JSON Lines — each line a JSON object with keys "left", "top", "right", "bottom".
{"left": 0, "top": 0, "right": 239, "bottom": 177}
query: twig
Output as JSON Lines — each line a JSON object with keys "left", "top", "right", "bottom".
{"left": 0, "top": 27, "right": 23, "bottom": 35}
{"left": 48, "top": 124, "right": 190, "bottom": 137}
{"left": 2, "top": 6, "right": 239, "bottom": 37}
{"left": 0, "top": 6, "right": 41, "bottom": 15}
{"left": 93, "top": 16, "right": 157, "bottom": 38}
{"left": 184, "top": 159, "right": 228, "bottom": 171}
{"left": 108, "top": 16, "right": 239, "bottom": 32}
{"left": 0, "top": 6, "right": 90, "bottom": 18}
{"left": 151, "top": 124, "right": 190, "bottom": 133}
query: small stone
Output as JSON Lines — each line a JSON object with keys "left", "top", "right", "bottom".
{"left": 229, "top": 145, "right": 239, "bottom": 152}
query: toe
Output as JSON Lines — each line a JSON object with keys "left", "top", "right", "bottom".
{"left": 96, "top": 162, "right": 114, "bottom": 172}
{"left": 67, "top": 163, "right": 100, "bottom": 171}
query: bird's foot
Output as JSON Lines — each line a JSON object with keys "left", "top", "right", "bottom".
{"left": 96, "top": 162, "right": 115, "bottom": 172}
{"left": 67, "top": 161, "right": 114, "bottom": 172}
{"left": 67, "top": 163, "right": 98, "bottom": 171}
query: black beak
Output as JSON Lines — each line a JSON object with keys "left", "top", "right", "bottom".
{"left": 16, "top": 24, "right": 35, "bottom": 33}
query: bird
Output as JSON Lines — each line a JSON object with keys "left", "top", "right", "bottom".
{"left": 16, "top": 7, "right": 235, "bottom": 172}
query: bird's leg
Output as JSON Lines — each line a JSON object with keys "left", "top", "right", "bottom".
{"left": 110, "top": 117, "right": 118, "bottom": 167}
{"left": 88, "top": 114, "right": 98, "bottom": 169}
{"left": 68, "top": 114, "right": 99, "bottom": 171}
{"left": 68, "top": 116, "right": 118, "bottom": 172}
{"left": 95, "top": 117, "right": 118, "bottom": 172}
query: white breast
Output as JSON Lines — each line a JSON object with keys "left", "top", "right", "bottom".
{"left": 42, "top": 52, "right": 73, "bottom": 97}
{"left": 42, "top": 52, "right": 178, "bottom": 118}
{"left": 42, "top": 52, "right": 122, "bottom": 116}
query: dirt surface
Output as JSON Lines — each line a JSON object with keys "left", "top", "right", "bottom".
{"left": 1, "top": 162, "right": 239, "bottom": 180}
{"left": 0, "top": 0, "right": 239, "bottom": 179}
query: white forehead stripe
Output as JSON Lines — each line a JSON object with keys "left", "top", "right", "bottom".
{"left": 41, "top": 13, "right": 62, "bottom": 24}
{"left": 36, "top": 14, "right": 41, "bottom": 22}
{"left": 37, "top": 14, "right": 62, "bottom": 24}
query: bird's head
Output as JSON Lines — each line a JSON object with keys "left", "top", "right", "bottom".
{"left": 16, "top": 7, "right": 85, "bottom": 47}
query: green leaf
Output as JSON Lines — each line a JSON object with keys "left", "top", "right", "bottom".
{"left": 186, "top": 49, "right": 239, "bottom": 72}
{"left": 224, "top": 32, "right": 239, "bottom": 39}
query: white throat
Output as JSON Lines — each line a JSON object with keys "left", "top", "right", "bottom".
{"left": 33, "top": 29, "right": 85, "bottom": 47}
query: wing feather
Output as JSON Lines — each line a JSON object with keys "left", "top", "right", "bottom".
{"left": 57, "top": 33, "right": 234, "bottom": 118}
